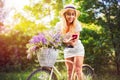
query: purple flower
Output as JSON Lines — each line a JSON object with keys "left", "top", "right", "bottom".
{"left": 38, "top": 33, "right": 47, "bottom": 44}
{"left": 53, "top": 33, "right": 61, "bottom": 40}
{"left": 27, "top": 30, "right": 63, "bottom": 54}
{"left": 29, "top": 36, "right": 39, "bottom": 43}
{"left": 29, "top": 33, "right": 47, "bottom": 45}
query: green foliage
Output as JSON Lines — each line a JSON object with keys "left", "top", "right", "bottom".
{"left": 80, "top": 23, "right": 113, "bottom": 73}
{"left": 0, "top": 71, "right": 120, "bottom": 80}
{"left": 24, "top": 3, "right": 50, "bottom": 19}
{"left": 14, "top": 13, "right": 48, "bottom": 36}
{"left": 0, "top": 72, "right": 29, "bottom": 80}
{"left": 0, "top": 29, "right": 40, "bottom": 72}
{"left": 76, "top": 0, "right": 120, "bottom": 74}
{"left": 50, "top": 17, "right": 60, "bottom": 27}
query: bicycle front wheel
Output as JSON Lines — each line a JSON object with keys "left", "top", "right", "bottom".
{"left": 27, "top": 67, "right": 57, "bottom": 80}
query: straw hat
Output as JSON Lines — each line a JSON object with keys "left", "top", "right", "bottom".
{"left": 60, "top": 4, "right": 80, "bottom": 17}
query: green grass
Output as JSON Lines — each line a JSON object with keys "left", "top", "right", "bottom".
{"left": 0, "top": 72, "right": 29, "bottom": 80}
{"left": 0, "top": 71, "right": 120, "bottom": 80}
{"left": 93, "top": 74, "right": 120, "bottom": 80}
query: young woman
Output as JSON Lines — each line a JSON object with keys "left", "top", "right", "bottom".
{"left": 55, "top": 4, "right": 85, "bottom": 80}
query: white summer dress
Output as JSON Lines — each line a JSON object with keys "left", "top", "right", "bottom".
{"left": 55, "top": 22, "right": 85, "bottom": 58}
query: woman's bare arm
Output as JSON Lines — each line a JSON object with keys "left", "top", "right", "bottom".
{"left": 63, "top": 32, "right": 80, "bottom": 46}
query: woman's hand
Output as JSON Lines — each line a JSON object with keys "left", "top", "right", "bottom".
{"left": 63, "top": 36, "right": 76, "bottom": 46}
{"left": 63, "top": 32, "right": 80, "bottom": 46}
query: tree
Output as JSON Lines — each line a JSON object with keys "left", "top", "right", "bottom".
{"left": 76, "top": 0, "right": 120, "bottom": 74}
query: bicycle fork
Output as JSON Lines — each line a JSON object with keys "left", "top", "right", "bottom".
{"left": 49, "top": 66, "right": 62, "bottom": 80}
{"left": 49, "top": 68, "right": 54, "bottom": 80}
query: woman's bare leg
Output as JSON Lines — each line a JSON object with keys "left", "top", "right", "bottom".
{"left": 74, "top": 56, "right": 84, "bottom": 80}
{"left": 65, "top": 57, "right": 74, "bottom": 80}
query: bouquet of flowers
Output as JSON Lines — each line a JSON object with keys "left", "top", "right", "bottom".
{"left": 26, "top": 30, "right": 62, "bottom": 59}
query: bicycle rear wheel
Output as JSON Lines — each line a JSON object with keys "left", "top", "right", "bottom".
{"left": 27, "top": 67, "right": 57, "bottom": 80}
{"left": 82, "top": 64, "right": 94, "bottom": 79}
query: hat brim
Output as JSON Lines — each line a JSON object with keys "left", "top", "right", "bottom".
{"left": 60, "top": 8, "right": 80, "bottom": 17}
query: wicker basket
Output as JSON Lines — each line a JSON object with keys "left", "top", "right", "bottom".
{"left": 36, "top": 48, "right": 58, "bottom": 67}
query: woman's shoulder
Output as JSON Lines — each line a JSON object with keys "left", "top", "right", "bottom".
{"left": 76, "top": 21, "right": 82, "bottom": 27}
{"left": 75, "top": 21, "right": 82, "bottom": 31}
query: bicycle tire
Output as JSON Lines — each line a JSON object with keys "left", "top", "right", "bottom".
{"left": 82, "top": 64, "right": 94, "bottom": 77}
{"left": 27, "top": 67, "right": 57, "bottom": 80}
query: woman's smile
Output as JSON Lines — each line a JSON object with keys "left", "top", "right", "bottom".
{"left": 65, "top": 10, "right": 76, "bottom": 24}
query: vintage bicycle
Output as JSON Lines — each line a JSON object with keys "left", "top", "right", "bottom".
{"left": 27, "top": 48, "right": 94, "bottom": 80}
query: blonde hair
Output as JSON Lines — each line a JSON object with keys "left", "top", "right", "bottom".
{"left": 61, "top": 10, "right": 77, "bottom": 34}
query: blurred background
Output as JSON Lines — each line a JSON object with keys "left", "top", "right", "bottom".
{"left": 0, "top": 0, "right": 120, "bottom": 80}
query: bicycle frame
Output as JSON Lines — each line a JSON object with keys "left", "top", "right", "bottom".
{"left": 27, "top": 59, "right": 94, "bottom": 80}
{"left": 49, "top": 59, "right": 75, "bottom": 80}
{"left": 53, "top": 60, "right": 73, "bottom": 76}
{"left": 48, "top": 59, "right": 94, "bottom": 80}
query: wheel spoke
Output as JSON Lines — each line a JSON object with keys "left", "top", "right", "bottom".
{"left": 82, "top": 65, "right": 94, "bottom": 80}
{"left": 27, "top": 68, "right": 57, "bottom": 80}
